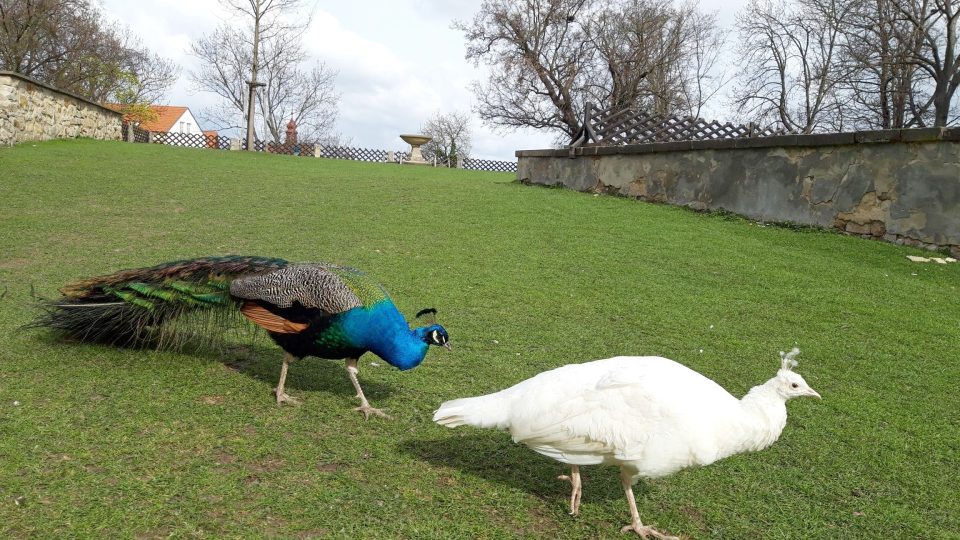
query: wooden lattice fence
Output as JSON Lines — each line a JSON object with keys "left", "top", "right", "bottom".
{"left": 318, "top": 145, "right": 389, "bottom": 161}
{"left": 152, "top": 131, "right": 230, "bottom": 149}
{"left": 133, "top": 125, "right": 149, "bottom": 144}
{"left": 571, "top": 102, "right": 789, "bottom": 148}
{"left": 462, "top": 157, "right": 517, "bottom": 173}
{"left": 126, "top": 127, "right": 518, "bottom": 172}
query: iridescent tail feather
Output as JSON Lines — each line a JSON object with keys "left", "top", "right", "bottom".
{"left": 30, "top": 256, "right": 288, "bottom": 349}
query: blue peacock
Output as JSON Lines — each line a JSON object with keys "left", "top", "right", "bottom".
{"left": 33, "top": 255, "right": 450, "bottom": 419}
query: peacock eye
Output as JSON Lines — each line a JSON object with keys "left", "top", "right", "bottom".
{"left": 791, "top": 383, "right": 799, "bottom": 388}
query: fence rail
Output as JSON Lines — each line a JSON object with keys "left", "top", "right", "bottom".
{"left": 571, "top": 102, "right": 789, "bottom": 149}
{"left": 122, "top": 123, "right": 517, "bottom": 173}
{"left": 462, "top": 157, "right": 517, "bottom": 173}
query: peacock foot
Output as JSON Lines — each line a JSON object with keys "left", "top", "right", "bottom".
{"left": 354, "top": 404, "right": 391, "bottom": 420}
{"left": 620, "top": 522, "right": 679, "bottom": 540}
{"left": 274, "top": 389, "right": 302, "bottom": 406}
{"left": 558, "top": 467, "right": 582, "bottom": 515}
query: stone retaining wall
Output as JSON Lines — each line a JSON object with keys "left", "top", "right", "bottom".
{"left": 0, "top": 71, "right": 122, "bottom": 146}
{"left": 517, "top": 128, "right": 960, "bottom": 257}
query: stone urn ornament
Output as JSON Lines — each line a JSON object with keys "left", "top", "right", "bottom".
{"left": 400, "top": 134, "right": 432, "bottom": 165}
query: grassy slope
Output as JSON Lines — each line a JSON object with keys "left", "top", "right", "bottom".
{"left": 0, "top": 139, "right": 957, "bottom": 539}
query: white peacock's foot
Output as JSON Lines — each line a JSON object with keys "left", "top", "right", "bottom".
{"left": 354, "top": 404, "right": 392, "bottom": 420}
{"left": 557, "top": 469, "right": 582, "bottom": 515}
{"left": 274, "top": 388, "right": 302, "bottom": 406}
{"left": 620, "top": 522, "right": 679, "bottom": 540}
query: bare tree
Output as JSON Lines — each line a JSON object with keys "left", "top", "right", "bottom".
{"left": 679, "top": 6, "right": 729, "bottom": 118}
{"left": 190, "top": 24, "right": 339, "bottom": 142}
{"left": 219, "top": 0, "right": 311, "bottom": 149}
{"left": 732, "top": 0, "right": 853, "bottom": 133}
{"left": 457, "top": 0, "right": 593, "bottom": 138}
{"left": 456, "top": 0, "right": 724, "bottom": 141}
{"left": 421, "top": 111, "right": 472, "bottom": 166}
{"left": 110, "top": 41, "right": 180, "bottom": 105}
{"left": 837, "top": 0, "right": 931, "bottom": 128}
{"left": 258, "top": 52, "right": 340, "bottom": 143}
{"left": 0, "top": 0, "right": 178, "bottom": 103}
{"left": 189, "top": 24, "right": 251, "bottom": 131}
{"left": 583, "top": 0, "right": 724, "bottom": 116}
{"left": 889, "top": 0, "right": 960, "bottom": 126}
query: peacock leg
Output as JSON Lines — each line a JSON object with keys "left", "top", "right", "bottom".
{"left": 274, "top": 352, "right": 302, "bottom": 406}
{"left": 619, "top": 468, "right": 678, "bottom": 540}
{"left": 345, "top": 358, "right": 391, "bottom": 420}
{"left": 557, "top": 465, "right": 582, "bottom": 515}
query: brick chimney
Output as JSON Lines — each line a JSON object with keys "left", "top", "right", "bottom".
{"left": 285, "top": 118, "right": 297, "bottom": 145}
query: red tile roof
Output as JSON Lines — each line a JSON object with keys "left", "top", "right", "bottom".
{"left": 103, "top": 104, "right": 191, "bottom": 132}
{"left": 139, "top": 106, "right": 189, "bottom": 132}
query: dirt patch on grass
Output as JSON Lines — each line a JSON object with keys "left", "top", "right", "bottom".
{"left": 481, "top": 500, "right": 562, "bottom": 538}
{"left": 316, "top": 462, "right": 344, "bottom": 474}
{"left": 214, "top": 450, "right": 236, "bottom": 466}
{"left": 0, "top": 258, "right": 31, "bottom": 270}
{"left": 248, "top": 456, "right": 285, "bottom": 474}
{"left": 295, "top": 529, "right": 330, "bottom": 539}
{"left": 680, "top": 504, "right": 708, "bottom": 532}
{"left": 135, "top": 527, "right": 172, "bottom": 540}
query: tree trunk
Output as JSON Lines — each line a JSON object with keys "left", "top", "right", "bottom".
{"left": 245, "top": 8, "right": 261, "bottom": 151}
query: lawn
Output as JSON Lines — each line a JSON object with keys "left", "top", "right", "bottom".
{"left": 0, "top": 139, "right": 957, "bottom": 539}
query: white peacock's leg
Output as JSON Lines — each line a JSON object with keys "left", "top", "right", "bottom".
{"left": 345, "top": 358, "right": 391, "bottom": 420}
{"left": 619, "top": 468, "right": 678, "bottom": 540}
{"left": 557, "top": 465, "right": 583, "bottom": 515}
{"left": 274, "top": 352, "right": 301, "bottom": 405}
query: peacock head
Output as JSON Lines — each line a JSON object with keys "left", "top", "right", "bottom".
{"left": 414, "top": 308, "right": 451, "bottom": 350}
{"left": 774, "top": 348, "right": 821, "bottom": 400}
{"left": 416, "top": 324, "right": 451, "bottom": 349}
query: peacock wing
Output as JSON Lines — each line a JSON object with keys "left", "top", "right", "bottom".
{"left": 508, "top": 357, "right": 733, "bottom": 466}
{"left": 228, "top": 263, "right": 374, "bottom": 313}
{"left": 323, "top": 264, "right": 390, "bottom": 308}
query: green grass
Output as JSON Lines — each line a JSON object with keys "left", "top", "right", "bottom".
{"left": 0, "top": 139, "right": 958, "bottom": 539}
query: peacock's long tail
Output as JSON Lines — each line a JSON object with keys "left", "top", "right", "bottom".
{"left": 31, "top": 255, "right": 288, "bottom": 348}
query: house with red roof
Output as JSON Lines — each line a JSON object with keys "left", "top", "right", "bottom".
{"left": 105, "top": 104, "right": 206, "bottom": 135}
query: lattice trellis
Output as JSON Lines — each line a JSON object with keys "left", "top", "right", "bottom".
{"left": 132, "top": 126, "right": 149, "bottom": 144}
{"left": 131, "top": 130, "right": 518, "bottom": 172}
{"left": 463, "top": 158, "right": 517, "bottom": 173}
{"left": 317, "top": 145, "right": 390, "bottom": 161}
{"left": 263, "top": 142, "right": 315, "bottom": 156}
{"left": 571, "top": 102, "right": 789, "bottom": 148}
{"left": 152, "top": 131, "right": 210, "bottom": 148}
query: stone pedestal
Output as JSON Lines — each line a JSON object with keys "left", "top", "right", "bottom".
{"left": 400, "top": 134, "right": 432, "bottom": 165}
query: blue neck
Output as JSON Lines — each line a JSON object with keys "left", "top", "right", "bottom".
{"left": 339, "top": 300, "right": 428, "bottom": 371}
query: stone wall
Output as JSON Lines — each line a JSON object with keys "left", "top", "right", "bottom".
{"left": 0, "top": 71, "right": 122, "bottom": 146}
{"left": 517, "top": 128, "right": 960, "bottom": 257}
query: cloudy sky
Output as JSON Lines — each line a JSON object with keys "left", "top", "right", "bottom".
{"left": 101, "top": 0, "right": 747, "bottom": 161}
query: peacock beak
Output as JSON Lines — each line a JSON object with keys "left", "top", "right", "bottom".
{"left": 806, "top": 387, "right": 822, "bottom": 399}
{"left": 443, "top": 342, "right": 452, "bottom": 351}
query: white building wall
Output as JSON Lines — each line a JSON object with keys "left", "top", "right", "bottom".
{"left": 170, "top": 109, "right": 204, "bottom": 134}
